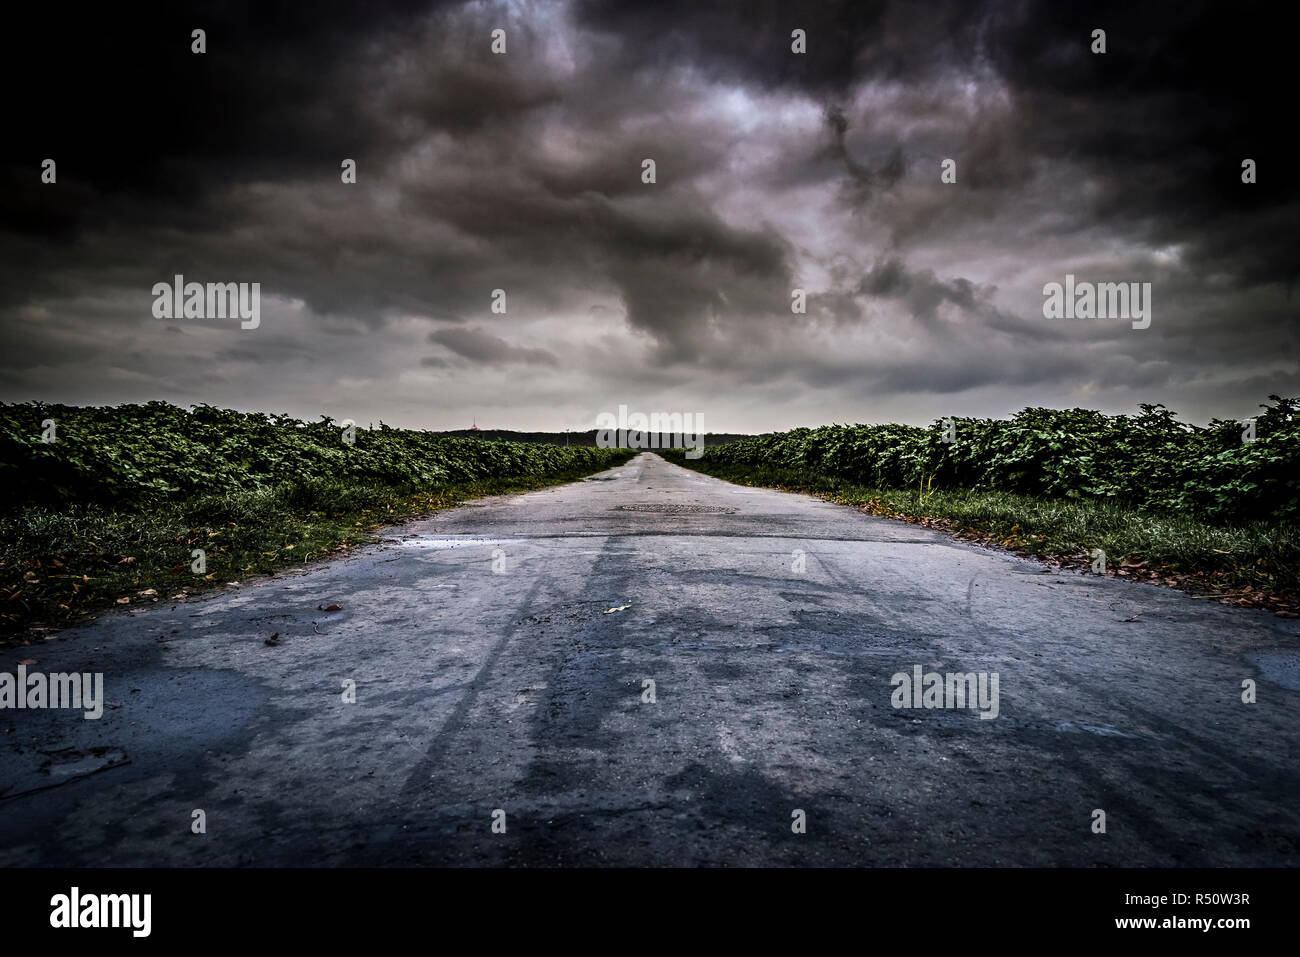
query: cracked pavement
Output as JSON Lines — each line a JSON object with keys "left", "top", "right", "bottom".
{"left": 2, "top": 453, "right": 1298, "bottom": 866}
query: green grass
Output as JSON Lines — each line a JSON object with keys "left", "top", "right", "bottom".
{"left": 0, "top": 459, "right": 633, "bottom": 640}
{"left": 664, "top": 455, "right": 1300, "bottom": 612}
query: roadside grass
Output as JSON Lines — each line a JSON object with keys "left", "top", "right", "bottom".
{"left": 664, "top": 455, "right": 1300, "bottom": 615}
{"left": 0, "top": 458, "right": 633, "bottom": 642}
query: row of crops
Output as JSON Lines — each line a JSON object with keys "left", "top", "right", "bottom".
{"left": 0, "top": 401, "right": 630, "bottom": 509}
{"left": 696, "top": 397, "right": 1299, "bottom": 525}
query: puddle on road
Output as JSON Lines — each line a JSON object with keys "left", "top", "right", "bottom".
{"left": 2, "top": 747, "right": 130, "bottom": 801}
{"left": 1246, "top": 649, "right": 1300, "bottom": 693}
{"left": 40, "top": 746, "right": 129, "bottom": 779}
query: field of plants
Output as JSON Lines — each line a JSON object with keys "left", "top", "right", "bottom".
{"left": 696, "top": 397, "right": 1299, "bottom": 525}
{"left": 0, "top": 401, "right": 628, "bottom": 509}
{"left": 0, "top": 401, "right": 632, "bottom": 636}
{"left": 669, "top": 397, "right": 1299, "bottom": 612}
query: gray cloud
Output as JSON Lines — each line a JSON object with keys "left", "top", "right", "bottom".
{"left": 430, "top": 326, "right": 558, "bottom": 366}
{"left": 0, "top": 0, "right": 1295, "bottom": 432}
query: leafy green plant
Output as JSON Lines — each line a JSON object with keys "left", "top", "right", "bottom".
{"left": 0, "top": 401, "right": 631, "bottom": 512}
{"left": 690, "top": 396, "right": 1298, "bottom": 525}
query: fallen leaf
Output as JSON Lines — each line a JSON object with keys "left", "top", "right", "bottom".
{"left": 604, "top": 605, "right": 631, "bottom": 614}
{"left": 137, "top": 588, "right": 157, "bottom": 596}
{"left": 115, "top": 597, "right": 131, "bottom": 604}
{"left": 317, "top": 603, "right": 342, "bottom": 612}
{"left": 264, "top": 632, "right": 281, "bottom": 646}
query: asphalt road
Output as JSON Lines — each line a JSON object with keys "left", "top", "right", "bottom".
{"left": 2, "top": 452, "right": 1297, "bottom": 866}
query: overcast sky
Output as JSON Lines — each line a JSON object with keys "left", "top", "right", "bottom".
{"left": 2, "top": 1, "right": 1295, "bottom": 432}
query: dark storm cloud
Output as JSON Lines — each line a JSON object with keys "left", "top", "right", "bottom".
{"left": 0, "top": 0, "right": 1295, "bottom": 431}
{"left": 578, "top": 0, "right": 1297, "bottom": 280}
{"left": 429, "top": 326, "right": 558, "bottom": 366}
{"left": 857, "top": 258, "right": 985, "bottom": 328}
{"left": 4, "top": 2, "right": 432, "bottom": 195}
{"left": 573, "top": 0, "right": 983, "bottom": 94}
{"left": 823, "top": 106, "right": 906, "bottom": 206}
